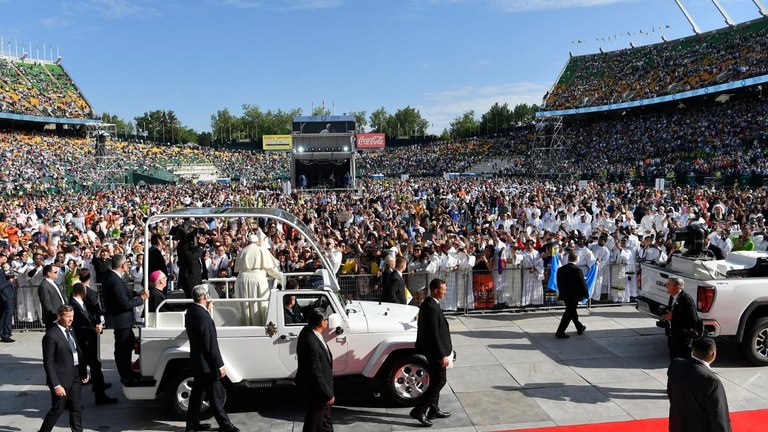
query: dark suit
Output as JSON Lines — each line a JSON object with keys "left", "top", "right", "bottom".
{"left": 148, "top": 288, "right": 170, "bottom": 313}
{"left": 667, "top": 357, "right": 732, "bottom": 432}
{"left": 184, "top": 303, "right": 234, "bottom": 430}
{"left": 295, "top": 325, "right": 334, "bottom": 432}
{"left": 101, "top": 270, "right": 143, "bottom": 381}
{"left": 147, "top": 245, "right": 167, "bottom": 279}
{"left": 284, "top": 304, "right": 305, "bottom": 324}
{"left": 667, "top": 290, "right": 699, "bottom": 360}
{"left": 38, "top": 279, "right": 65, "bottom": 329}
{"left": 177, "top": 243, "right": 205, "bottom": 298}
{"left": 555, "top": 262, "right": 589, "bottom": 335}
{"left": 380, "top": 269, "right": 406, "bottom": 304}
{"left": 0, "top": 270, "right": 14, "bottom": 340}
{"left": 414, "top": 296, "right": 452, "bottom": 416}
{"left": 40, "top": 324, "right": 85, "bottom": 432}
{"left": 70, "top": 297, "right": 108, "bottom": 396}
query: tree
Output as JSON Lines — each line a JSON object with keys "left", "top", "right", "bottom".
{"left": 369, "top": 107, "right": 390, "bottom": 133}
{"left": 349, "top": 111, "right": 367, "bottom": 131}
{"left": 210, "top": 108, "right": 236, "bottom": 144}
{"left": 479, "top": 102, "right": 513, "bottom": 135}
{"left": 311, "top": 105, "right": 331, "bottom": 116}
{"left": 388, "top": 106, "right": 429, "bottom": 138}
{"left": 449, "top": 111, "right": 478, "bottom": 138}
{"left": 100, "top": 112, "right": 134, "bottom": 136}
{"left": 512, "top": 103, "right": 539, "bottom": 126}
{"left": 166, "top": 110, "right": 179, "bottom": 144}
{"left": 134, "top": 110, "right": 166, "bottom": 142}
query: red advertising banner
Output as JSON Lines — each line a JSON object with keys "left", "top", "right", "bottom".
{"left": 356, "top": 133, "right": 385, "bottom": 150}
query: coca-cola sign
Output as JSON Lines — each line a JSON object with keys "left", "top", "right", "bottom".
{"left": 356, "top": 133, "right": 385, "bottom": 149}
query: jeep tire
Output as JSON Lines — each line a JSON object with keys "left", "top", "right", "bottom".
{"left": 383, "top": 354, "right": 430, "bottom": 406}
{"left": 742, "top": 317, "right": 768, "bottom": 366}
{"left": 167, "top": 369, "right": 228, "bottom": 420}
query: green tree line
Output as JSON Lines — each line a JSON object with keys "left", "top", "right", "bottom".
{"left": 102, "top": 101, "right": 538, "bottom": 146}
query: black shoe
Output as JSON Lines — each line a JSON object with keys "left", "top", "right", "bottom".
{"left": 219, "top": 424, "right": 239, "bottom": 432}
{"left": 95, "top": 395, "right": 118, "bottom": 405}
{"left": 104, "top": 382, "right": 112, "bottom": 389}
{"left": 185, "top": 423, "right": 211, "bottom": 431}
{"left": 577, "top": 325, "right": 586, "bottom": 335}
{"left": 555, "top": 333, "right": 570, "bottom": 339}
{"left": 427, "top": 408, "right": 451, "bottom": 419}
{"left": 410, "top": 408, "right": 433, "bottom": 427}
{"left": 1, "top": 338, "right": 15, "bottom": 343}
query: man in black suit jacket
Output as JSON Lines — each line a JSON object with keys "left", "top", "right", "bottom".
{"left": 39, "top": 304, "right": 88, "bottom": 432}
{"left": 101, "top": 254, "right": 148, "bottom": 383}
{"left": 411, "top": 278, "right": 453, "bottom": 427}
{"left": 555, "top": 251, "right": 589, "bottom": 338}
{"left": 667, "top": 337, "right": 732, "bottom": 432}
{"left": 177, "top": 231, "right": 206, "bottom": 298}
{"left": 38, "top": 264, "right": 65, "bottom": 330}
{"left": 147, "top": 234, "right": 168, "bottom": 286}
{"left": 185, "top": 284, "right": 239, "bottom": 432}
{"left": 662, "top": 276, "right": 699, "bottom": 360}
{"left": 295, "top": 307, "right": 334, "bottom": 432}
{"left": 0, "top": 253, "right": 16, "bottom": 342}
{"left": 380, "top": 257, "right": 407, "bottom": 304}
{"left": 70, "top": 282, "right": 117, "bottom": 405}
{"left": 283, "top": 294, "right": 306, "bottom": 325}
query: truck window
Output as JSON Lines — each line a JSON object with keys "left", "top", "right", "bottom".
{"left": 283, "top": 293, "right": 336, "bottom": 326}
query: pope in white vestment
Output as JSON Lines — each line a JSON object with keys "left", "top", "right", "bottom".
{"left": 234, "top": 231, "right": 283, "bottom": 325}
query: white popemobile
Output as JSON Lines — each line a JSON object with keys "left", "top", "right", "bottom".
{"left": 124, "top": 208, "right": 438, "bottom": 418}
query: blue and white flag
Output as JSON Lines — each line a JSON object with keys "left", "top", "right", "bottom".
{"left": 547, "top": 249, "right": 560, "bottom": 293}
{"left": 582, "top": 262, "right": 598, "bottom": 304}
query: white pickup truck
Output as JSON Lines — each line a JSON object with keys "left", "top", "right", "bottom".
{"left": 123, "top": 208, "right": 435, "bottom": 418}
{"left": 636, "top": 226, "right": 768, "bottom": 365}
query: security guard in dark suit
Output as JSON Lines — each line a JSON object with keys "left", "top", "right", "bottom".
{"left": 411, "top": 278, "right": 453, "bottom": 427}
{"left": 555, "top": 250, "right": 589, "bottom": 338}
{"left": 662, "top": 275, "right": 699, "bottom": 360}
{"left": 295, "top": 307, "right": 335, "bottom": 432}
{"left": 39, "top": 304, "right": 88, "bottom": 432}
{"left": 184, "top": 284, "right": 239, "bottom": 432}
{"left": 667, "top": 337, "right": 732, "bottom": 432}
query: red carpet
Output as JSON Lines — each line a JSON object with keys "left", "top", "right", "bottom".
{"left": 499, "top": 409, "right": 768, "bottom": 432}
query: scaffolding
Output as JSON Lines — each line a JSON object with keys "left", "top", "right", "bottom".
{"left": 528, "top": 116, "right": 572, "bottom": 179}
{"left": 85, "top": 123, "right": 126, "bottom": 190}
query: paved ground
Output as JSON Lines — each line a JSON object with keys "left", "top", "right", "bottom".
{"left": 3, "top": 305, "right": 768, "bottom": 431}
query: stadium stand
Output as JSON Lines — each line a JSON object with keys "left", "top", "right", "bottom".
{"left": 545, "top": 16, "right": 768, "bottom": 110}
{"left": 0, "top": 58, "right": 94, "bottom": 119}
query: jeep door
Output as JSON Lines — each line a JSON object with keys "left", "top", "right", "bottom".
{"left": 277, "top": 291, "right": 349, "bottom": 376}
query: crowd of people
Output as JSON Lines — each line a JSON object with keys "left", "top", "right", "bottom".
{"left": 545, "top": 17, "right": 768, "bottom": 110}
{"left": 0, "top": 58, "right": 94, "bottom": 119}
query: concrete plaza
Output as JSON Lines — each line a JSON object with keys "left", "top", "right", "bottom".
{"left": 2, "top": 305, "right": 768, "bottom": 431}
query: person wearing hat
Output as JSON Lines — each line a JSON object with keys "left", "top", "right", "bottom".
{"left": 295, "top": 307, "right": 335, "bottom": 432}
{"left": 233, "top": 230, "right": 282, "bottom": 326}
{"left": 147, "top": 271, "right": 170, "bottom": 313}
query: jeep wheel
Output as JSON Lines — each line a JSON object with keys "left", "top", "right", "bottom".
{"left": 743, "top": 317, "right": 768, "bottom": 366}
{"left": 167, "top": 370, "right": 228, "bottom": 420}
{"left": 384, "top": 354, "right": 430, "bottom": 406}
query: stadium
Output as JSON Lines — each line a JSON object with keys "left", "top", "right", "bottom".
{"left": 2, "top": 2, "right": 768, "bottom": 431}
{"left": 0, "top": 6, "right": 767, "bottom": 317}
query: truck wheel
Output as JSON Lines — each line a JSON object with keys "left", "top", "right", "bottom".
{"left": 167, "top": 370, "right": 228, "bottom": 420}
{"left": 743, "top": 318, "right": 768, "bottom": 366}
{"left": 383, "top": 354, "right": 430, "bottom": 406}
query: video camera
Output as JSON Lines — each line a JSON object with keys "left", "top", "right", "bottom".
{"left": 169, "top": 222, "right": 213, "bottom": 246}
{"left": 669, "top": 223, "right": 707, "bottom": 257}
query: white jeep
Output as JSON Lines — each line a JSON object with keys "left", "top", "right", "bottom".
{"left": 123, "top": 208, "right": 434, "bottom": 418}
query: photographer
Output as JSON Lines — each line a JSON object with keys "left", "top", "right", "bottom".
{"left": 172, "top": 223, "right": 209, "bottom": 299}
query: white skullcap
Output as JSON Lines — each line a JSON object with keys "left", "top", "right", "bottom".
{"left": 248, "top": 234, "right": 259, "bottom": 243}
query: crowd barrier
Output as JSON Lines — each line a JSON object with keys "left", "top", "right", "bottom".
{"left": 9, "top": 264, "right": 635, "bottom": 331}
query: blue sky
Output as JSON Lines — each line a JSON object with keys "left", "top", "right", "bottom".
{"left": 0, "top": 0, "right": 764, "bottom": 134}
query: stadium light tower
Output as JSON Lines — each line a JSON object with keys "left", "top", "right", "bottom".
{"left": 710, "top": 0, "right": 735, "bottom": 26}
{"left": 753, "top": 0, "right": 768, "bottom": 16}
{"left": 675, "top": 0, "right": 702, "bottom": 34}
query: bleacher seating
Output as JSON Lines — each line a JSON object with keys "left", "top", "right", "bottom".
{"left": 545, "top": 17, "right": 768, "bottom": 111}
